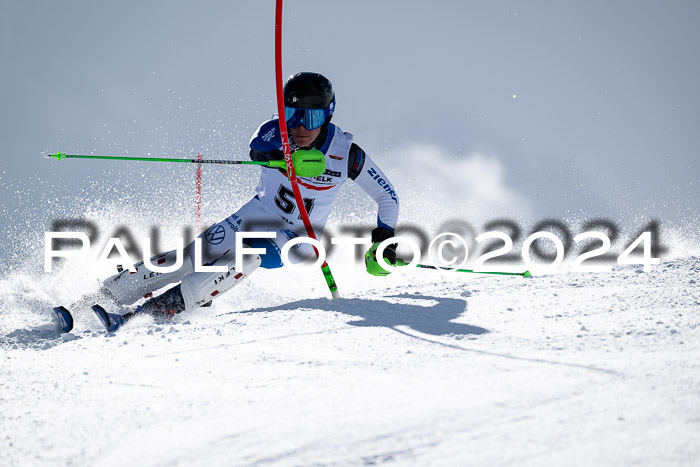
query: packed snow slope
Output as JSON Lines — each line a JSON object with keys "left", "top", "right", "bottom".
{"left": 1, "top": 254, "right": 698, "bottom": 466}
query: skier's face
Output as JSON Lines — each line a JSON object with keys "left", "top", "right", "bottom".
{"left": 290, "top": 124, "right": 321, "bottom": 148}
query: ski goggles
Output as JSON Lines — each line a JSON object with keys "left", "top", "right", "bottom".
{"left": 284, "top": 99, "right": 335, "bottom": 130}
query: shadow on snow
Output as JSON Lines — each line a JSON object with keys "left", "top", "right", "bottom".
{"left": 232, "top": 293, "right": 489, "bottom": 337}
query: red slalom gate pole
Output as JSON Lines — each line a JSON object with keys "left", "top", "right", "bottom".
{"left": 195, "top": 153, "right": 203, "bottom": 233}
{"left": 274, "top": 0, "right": 339, "bottom": 299}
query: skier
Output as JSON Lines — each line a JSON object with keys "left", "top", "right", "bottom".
{"left": 81, "top": 72, "right": 399, "bottom": 331}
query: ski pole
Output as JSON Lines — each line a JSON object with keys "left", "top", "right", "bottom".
{"left": 395, "top": 258, "right": 531, "bottom": 278}
{"left": 48, "top": 152, "right": 288, "bottom": 169}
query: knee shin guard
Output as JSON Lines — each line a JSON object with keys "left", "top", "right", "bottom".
{"left": 180, "top": 248, "right": 261, "bottom": 311}
{"left": 103, "top": 249, "right": 193, "bottom": 305}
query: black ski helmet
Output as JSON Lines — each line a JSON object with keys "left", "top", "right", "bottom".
{"left": 283, "top": 72, "right": 335, "bottom": 126}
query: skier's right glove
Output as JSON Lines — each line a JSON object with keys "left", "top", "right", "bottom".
{"left": 290, "top": 149, "right": 326, "bottom": 177}
{"left": 364, "top": 227, "right": 397, "bottom": 276}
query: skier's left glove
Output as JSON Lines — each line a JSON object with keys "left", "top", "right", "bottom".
{"left": 364, "top": 227, "right": 397, "bottom": 276}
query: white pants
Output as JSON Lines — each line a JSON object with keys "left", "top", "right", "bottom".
{"left": 103, "top": 197, "right": 316, "bottom": 310}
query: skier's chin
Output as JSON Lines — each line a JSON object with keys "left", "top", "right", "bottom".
{"left": 294, "top": 137, "right": 314, "bottom": 147}
{"left": 292, "top": 132, "right": 312, "bottom": 143}
{"left": 291, "top": 127, "right": 320, "bottom": 148}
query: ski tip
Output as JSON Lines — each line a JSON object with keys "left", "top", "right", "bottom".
{"left": 91, "top": 305, "right": 112, "bottom": 331}
{"left": 52, "top": 306, "right": 74, "bottom": 333}
{"left": 48, "top": 152, "right": 65, "bottom": 160}
{"left": 92, "top": 304, "right": 125, "bottom": 332}
{"left": 522, "top": 270, "right": 532, "bottom": 278}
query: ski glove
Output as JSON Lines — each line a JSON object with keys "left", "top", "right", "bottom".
{"left": 288, "top": 149, "right": 326, "bottom": 177}
{"left": 365, "top": 227, "right": 397, "bottom": 276}
{"left": 250, "top": 148, "right": 326, "bottom": 178}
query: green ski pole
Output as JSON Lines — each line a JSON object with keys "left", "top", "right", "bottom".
{"left": 47, "top": 150, "right": 326, "bottom": 178}
{"left": 48, "top": 151, "right": 287, "bottom": 168}
{"left": 395, "top": 259, "right": 531, "bottom": 278}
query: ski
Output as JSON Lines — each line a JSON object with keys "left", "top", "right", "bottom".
{"left": 91, "top": 304, "right": 128, "bottom": 332}
{"left": 51, "top": 306, "right": 74, "bottom": 333}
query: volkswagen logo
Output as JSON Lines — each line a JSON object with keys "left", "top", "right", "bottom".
{"left": 205, "top": 225, "right": 226, "bottom": 245}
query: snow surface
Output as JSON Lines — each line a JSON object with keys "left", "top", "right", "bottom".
{"left": 2, "top": 253, "right": 699, "bottom": 466}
